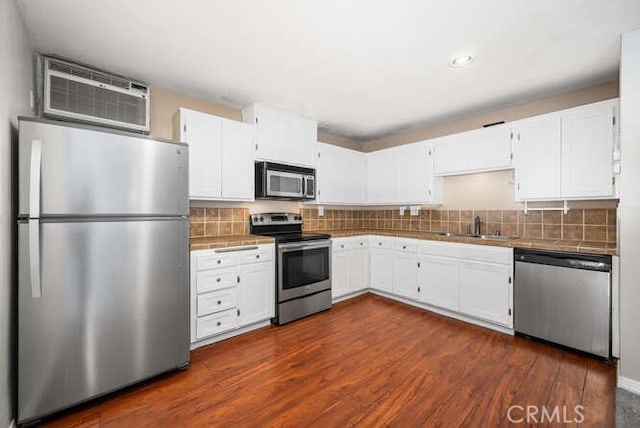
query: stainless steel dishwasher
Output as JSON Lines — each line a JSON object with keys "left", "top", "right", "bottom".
{"left": 514, "top": 248, "right": 612, "bottom": 358}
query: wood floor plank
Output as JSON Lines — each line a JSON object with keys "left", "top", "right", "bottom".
{"left": 40, "top": 293, "right": 616, "bottom": 427}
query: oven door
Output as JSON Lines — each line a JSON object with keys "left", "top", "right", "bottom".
{"left": 278, "top": 240, "right": 331, "bottom": 302}
{"left": 266, "top": 170, "right": 304, "bottom": 198}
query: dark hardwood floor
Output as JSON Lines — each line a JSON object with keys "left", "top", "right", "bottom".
{"left": 41, "top": 294, "right": 616, "bottom": 427}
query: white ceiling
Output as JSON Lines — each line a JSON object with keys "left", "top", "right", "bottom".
{"left": 16, "top": 0, "right": 640, "bottom": 141}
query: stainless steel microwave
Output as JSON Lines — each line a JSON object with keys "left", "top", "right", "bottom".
{"left": 255, "top": 161, "right": 316, "bottom": 200}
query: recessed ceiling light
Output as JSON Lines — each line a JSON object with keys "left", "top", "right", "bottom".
{"left": 449, "top": 54, "right": 474, "bottom": 68}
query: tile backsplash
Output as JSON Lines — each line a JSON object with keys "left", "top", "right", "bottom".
{"left": 300, "top": 208, "right": 617, "bottom": 243}
{"left": 189, "top": 206, "right": 616, "bottom": 243}
{"left": 190, "top": 207, "right": 249, "bottom": 238}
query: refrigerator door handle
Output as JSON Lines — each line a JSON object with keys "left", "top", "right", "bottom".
{"left": 29, "top": 219, "right": 41, "bottom": 298}
{"left": 29, "top": 139, "right": 42, "bottom": 218}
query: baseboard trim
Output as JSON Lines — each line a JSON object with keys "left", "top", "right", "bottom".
{"left": 190, "top": 319, "right": 272, "bottom": 350}
{"left": 618, "top": 376, "right": 640, "bottom": 395}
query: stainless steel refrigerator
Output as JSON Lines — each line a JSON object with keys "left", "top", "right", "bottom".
{"left": 17, "top": 117, "right": 190, "bottom": 424}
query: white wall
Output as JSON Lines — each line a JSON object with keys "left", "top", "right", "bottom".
{"left": 619, "top": 29, "right": 640, "bottom": 390}
{"left": 0, "top": 0, "right": 33, "bottom": 425}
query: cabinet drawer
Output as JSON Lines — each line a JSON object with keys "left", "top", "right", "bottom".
{"left": 333, "top": 238, "right": 351, "bottom": 252}
{"left": 197, "top": 288, "right": 238, "bottom": 317}
{"left": 196, "top": 268, "right": 238, "bottom": 293}
{"left": 393, "top": 239, "right": 418, "bottom": 253}
{"left": 196, "top": 251, "right": 237, "bottom": 271}
{"left": 458, "top": 245, "right": 511, "bottom": 265}
{"left": 196, "top": 309, "right": 239, "bottom": 339}
{"left": 238, "top": 248, "right": 273, "bottom": 264}
{"left": 370, "top": 236, "right": 394, "bottom": 249}
{"left": 349, "top": 237, "right": 369, "bottom": 250}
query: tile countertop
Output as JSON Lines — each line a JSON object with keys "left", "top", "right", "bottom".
{"left": 190, "top": 235, "right": 275, "bottom": 251}
{"left": 321, "top": 229, "right": 617, "bottom": 256}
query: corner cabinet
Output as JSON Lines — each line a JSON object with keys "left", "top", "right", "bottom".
{"left": 332, "top": 237, "right": 370, "bottom": 300}
{"left": 174, "top": 108, "right": 255, "bottom": 201}
{"left": 190, "top": 244, "right": 275, "bottom": 348}
{"left": 513, "top": 99, "right": 618, "bottom": 201}
{"left": 317, "top": 143, "right": 366, "bottom": 204}
{"left": 242, "top": 104, "right": 318, "bottom": 168}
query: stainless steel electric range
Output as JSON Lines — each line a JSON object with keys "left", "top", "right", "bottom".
{"left": 250, "top": 213, "right": 332, "bottom": 325}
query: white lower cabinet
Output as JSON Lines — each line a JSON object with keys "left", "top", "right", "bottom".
{"left": 417, "top": 255, "right": 459, "bottom": 312}
{"left": 392, "top": 250, "right": 419, "bottom": 300}
{"left": 239, "top": 261, "right": 275, "bottom": 325}
{"left": 190, "top": 244, "right": 275, "bottom": 346}
{"left": 332, "top": 237, "right": 370, "bottom": 299}
{"left": 458, "top": 261, "right": 511, "bottom": 326}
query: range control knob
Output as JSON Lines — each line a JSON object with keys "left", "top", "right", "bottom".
{"left": 259, "top": 216, "right": 264, "bottom": 222}
{"left": 294, "top": 215, "right": 302, "bottom": 221}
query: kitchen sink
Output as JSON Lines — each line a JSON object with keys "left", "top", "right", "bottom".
{"left": 431, "top": 231, "right": 516, "bottom": 241}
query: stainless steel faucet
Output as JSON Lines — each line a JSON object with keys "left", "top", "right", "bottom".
{"left": 474, "top": 216, "right": 482, "bottom": 235}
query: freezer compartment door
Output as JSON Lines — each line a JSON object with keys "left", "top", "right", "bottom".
{"left": 514, "top": 261, "right": 611, "bottom": 357}
{"left": 19, "top": 120, "right": 188, "bottom": 217}
{"left": 18, "top": 219, "right": 189, "bottom": 423}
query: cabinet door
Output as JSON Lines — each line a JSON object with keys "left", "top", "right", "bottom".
{"left": 349, "top": 249, "right": 370, "bottom": 292}
{"left": 418, "top": 255, "right": 459, "bottom": 312}
{"left": 366, "top": 149, "right": 397, "bottom": 204}
{"left": 238, "top": 261, "right": 274, "bottom": 326}
{"left": 342, "top": 148, "right": 366, "bottom": 204}
{"left": 291, "top": 116, "right": 318, "bottom": 167}
{"left": 332, "top": 251, "right": 350, "bottom": 298}
{"left": 395, "top": 142, "right": 430, "bottom": 203}
{"left": 221, "top": 119, "right": 255, "bottom": 200}
{"left": 317, "top": 143, "right": 344, "bottom": 203}
{"left": 433, "top": 134, "right": 467, "bottom": 175}
{"left": 513, "top": 114, "right": 562, "bottom": 200}
{"left": 254, "top": 105, "right": 291, "bottom": 163}
{"left": 370, "top": 249, "right": 393, "bottom": 292}
{"left": 561, "top": 103, "right": 615, "bottom": 198}
{"left": 466, "top": 124, "right": 512, "bottom": 172}
{"left": 183, "top": 110, "right": 222, "bottom": 199}
{"left": 459, "top": 261, "right": 511, "bottom": 326}
{"left": 393, "top": 252, "right": 418, "bottom": 300}
{"left": 426, "top": 144, "right": 444, "bottom": 204}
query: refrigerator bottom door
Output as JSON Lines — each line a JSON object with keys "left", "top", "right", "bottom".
{"left": 18, "top": 218, "right": 189, "bottom": 423}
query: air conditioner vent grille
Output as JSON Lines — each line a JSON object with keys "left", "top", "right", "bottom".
{"left": 49, "top": 75, "right": 147, "bottom": 127}
{"left": 48, "top": 59, "right": 131, "bottom": 90}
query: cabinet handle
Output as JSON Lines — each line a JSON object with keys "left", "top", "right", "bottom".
{"left": 417, "top": 286, "right": 421, "bottom": 292}
{"left": 341, "top": 244, "right": 344, "bottom": 248}
{"left": 360, "top": 242, "right": 364, "bottom": 246}
{"left": 378, "top": 242, "right": 382, "bottom": 246}
{"left": 216, "top": 278, "right": 221, "bottom": 283}
{"left": 216, "top": 321, "right": 221, "bottom": 326}
{"left": 402, "top": 245, "right": 407, "bottom": 250}
{"left": 256, "top": 254, "right": 260, "bottom": 259}
{"left": 237, "top": 309, "right": 240, "bottom": 316}
{"left": 217, "top": 300, "right": 222, "bottom": 305}
{"left": 217, "top": 260, "right": 221, "bottom": 264}
{"left": 237, "top": 275, "right": 240, "bottom": 283}
{"left": 417, "top": 262, "right": 421, "bottom": 268}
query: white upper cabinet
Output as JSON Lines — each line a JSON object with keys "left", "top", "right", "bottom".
{"left": 242, "top": 104, "right": 317, "bottom": 168}
{"left": 366, "top": 147, "right": 398, "bottom": 204}
{"left": 561, "top": 102, "right": 616, "bottom": 198}
{"left": 513, "top": 114, "right": 562, "bottom": 200}
{"left": 175, "top": 108, "right": 255, "bottom": 201}
{"left": 365, "top": 142, "right": 442, "bottom": 205}
{"left": 317, "top": 143, "right": 366, "bottom": 204}
{"left": 433, "top": 124, "right": 512, "bottom": 176}
{"left": 513, "top": 99, "right": 617, "bottom": 201}
{"left": 221, "top": 119, "right": 256, "bottom": 200}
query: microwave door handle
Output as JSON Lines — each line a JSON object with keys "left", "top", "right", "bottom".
{"left": 302, "top": 176, "right": 306, "bottom": 197}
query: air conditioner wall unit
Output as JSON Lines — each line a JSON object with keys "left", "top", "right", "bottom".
{"left": 42, "top": 55, "right": 150, "bottom": 133}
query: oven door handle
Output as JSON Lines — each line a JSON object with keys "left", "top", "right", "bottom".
{"left": 278, "top": 240, "right": 330, "bottom": 252}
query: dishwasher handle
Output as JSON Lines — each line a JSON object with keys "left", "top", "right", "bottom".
{"left": 515, "top": 249, "right": 611, "bottom": 272}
